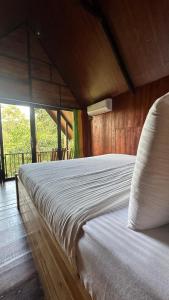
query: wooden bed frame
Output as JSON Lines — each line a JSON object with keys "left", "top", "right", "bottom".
{"left": 16, "top": 175, "right": 92, "bottom": 300}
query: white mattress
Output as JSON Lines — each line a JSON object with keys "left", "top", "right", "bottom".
{"left": 19, "top": 154, "right": 169, "bottom": 299}
{"left": 77, "top": 206, "right": 169, "bottom": 300}
{"left": 19, "top": 154, "right": 135, "bottom": 265}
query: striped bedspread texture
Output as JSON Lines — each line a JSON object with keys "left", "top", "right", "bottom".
{"left": 19, "top": 154, "right": 136, "bottom": 267}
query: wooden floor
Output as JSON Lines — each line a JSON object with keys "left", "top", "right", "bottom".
{"left": 0, "top": 180, "right": 44, "bottom": 300}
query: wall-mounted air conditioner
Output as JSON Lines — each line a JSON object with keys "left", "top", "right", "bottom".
{"left": 87, "top": 98, "right": 112, "bottom": 117}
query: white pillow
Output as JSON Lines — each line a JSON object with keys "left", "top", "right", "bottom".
{"left": 128, "top": 92, "right": 169, "bottom": 230}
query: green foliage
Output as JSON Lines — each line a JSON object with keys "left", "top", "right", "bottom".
{"left": 2, "top": 105, "right": 31, "bottom": 153}
{"left": 2, "top": 105, "right": 58, "bottom": 154}
{"left": 2, "top": 105, "right": 73, "bottom": 154}
{"left": 1, "top": 104, "right": 74, "bottom": 178}
{"left": 35, "top": 108, "right": 57, "bottom": 151}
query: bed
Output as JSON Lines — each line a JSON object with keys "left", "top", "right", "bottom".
{"left": 16, "top": 154, "right": 169, "bottom": 300}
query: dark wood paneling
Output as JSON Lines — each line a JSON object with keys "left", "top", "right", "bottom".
{"left": 30, "top": 0, "right": 128, "bottom": 105}
{"left": 30, "top": 32, "right": 50, "bottom": 63}
{"left": 0, "top": 55, "right": 28, "bottom": 80}
{"left": 32, "top": 79, "right": 78, "bottom": 108}
{"left": 61, "top": 86, "right": 78, "bottom": 108}
{"left": 0, "top": 0, "right": 28, "bottom": 38}
{"left": 30, "top": 0, "right": 169, "bottom": 105}
{"left": 0, "top": 28, "right": 27, "bottom": 60}
{"left": 29, "top": 0, "right": 169, "bottom": 105}
{"left": 2, "top": 0, "right": 169, "bottom": 106}
{"left": 100, "top": 0, "right": 169, "bottom": 87}
{"left": 0, "top": 25, "right": 79, "bottom": 108}
{"left": 91, "top": 75, "right": 169, "bottom": 156}
{"left": 51, "top": 67, "right": 66, "bottom": 85}
{"left": 0, "top": 77, "right": 29, "bottom": 101}
{"left": 31, "top": 59, "right": 51, "bottom": 81}
{"left": 32, "top": 79, "right": 60, "bottom": 105}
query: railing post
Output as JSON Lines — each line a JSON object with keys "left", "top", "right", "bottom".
{"left": 27, "top": 27, "right": 37, "bottom": 163}
{"left": 22, "top": 153, "right": 24, "bottom": 164}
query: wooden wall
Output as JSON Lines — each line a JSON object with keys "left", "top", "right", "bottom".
{"left": 0, "top": 25, "right": 79, "bottom": 109}
{"left": 91, "top": 75, "right": 169, "bottom": 156}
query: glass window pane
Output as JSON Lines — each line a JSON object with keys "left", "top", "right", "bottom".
{"left": 35, "top": 108, "right": 58, "bottom": 162}
{"left": 1, "top": 104, "right": 31, "bottom": 178}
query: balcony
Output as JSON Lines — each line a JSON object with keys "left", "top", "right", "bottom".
{"left": 0, "top": 104, "right": 75, "bottom": 181}
{"left": 3, "top": 148, "right": 73, "bottom": 179}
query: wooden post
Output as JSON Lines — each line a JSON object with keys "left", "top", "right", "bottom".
{"left": 81, "top": 109, "right": 91, "bottom": 157}
{"left": 26, "top": 27, "right": 37, "bottom": 163}
{"left": 57, "top": 110, "right": 62, "bottom": 160}
{"left": 0, "top": 104, "right": 5, "bottom": 182}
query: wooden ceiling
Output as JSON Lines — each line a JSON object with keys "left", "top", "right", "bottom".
{"left": 0, "top": 0, "right": 28, "bottom": 37}
{"left": 100, "top": 0, "right": 169, "bottom": 87}
{"left": 1, "top": 0, "right": 169, "bottom": 106}
{"left": 29, "top": 0, "right": 128, "bottom": 106}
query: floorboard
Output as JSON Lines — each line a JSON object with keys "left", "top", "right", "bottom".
{"left": 0, "top": 181, "right": 44, "bottom": 299}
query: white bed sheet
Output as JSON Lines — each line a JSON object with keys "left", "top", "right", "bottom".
{"left": 19, "top": 154, "right": 135, "bottom": 265}
{"left": 77, "top": 206, "right": 169, "bottom": 300}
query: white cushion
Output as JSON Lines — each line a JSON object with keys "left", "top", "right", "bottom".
{"left": 128, "top": 92, "right": 169, "bottom": 230}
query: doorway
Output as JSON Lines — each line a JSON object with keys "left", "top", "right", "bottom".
{"left": 35, "top": 108, "right": 58, "bottom": 162}
{"left": 0, "top": 104, "right": 74, "bottom": 181}
{"left": 1, "top": 104, "right": 31, "bottom": 179}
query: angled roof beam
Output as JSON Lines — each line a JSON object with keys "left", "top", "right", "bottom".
{"left": 46, "top": 110, "right": 73, "bottom": 140}
{"left": 80, "top": 0, "right": 135, "bottom": 93}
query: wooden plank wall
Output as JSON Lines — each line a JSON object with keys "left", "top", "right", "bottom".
{"left": 0, "top": 26, "right": 79, "bottom": 108}
{"left": 91, "top": 75, "right": 169, "bottom": 156}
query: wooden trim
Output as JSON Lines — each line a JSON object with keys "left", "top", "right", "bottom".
{"left": 17, "top": 176, "right": 91, "bottom": 300}
{"left": 0, "top": 97, "right": 76, "bottom": 111}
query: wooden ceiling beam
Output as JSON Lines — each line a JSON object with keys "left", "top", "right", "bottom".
{"left": 80, "top": 0, "right": 135, "bottom": 93}
{"left": 47, "top": 110, "right": 73, "bottom": 140}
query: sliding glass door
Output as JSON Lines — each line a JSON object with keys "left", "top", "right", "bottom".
{"left": 0, "top": 103, "right": 75, "bottom": 180}
{"left": 1, "top": 103, "right": 31, "bottom": 179}
{"left": 35, "top": 108, "right": 74, "bottom": 162}
{"left": 35, "top": 108, "right": 58, "bottom": 162}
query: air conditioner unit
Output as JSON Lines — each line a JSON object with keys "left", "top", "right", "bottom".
{"left": 87, "top": 98, "right": 112, "bottom": 117}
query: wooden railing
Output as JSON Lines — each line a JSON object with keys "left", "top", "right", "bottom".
{"left": 3, "top": 148, "right": 73, "bottom": 179}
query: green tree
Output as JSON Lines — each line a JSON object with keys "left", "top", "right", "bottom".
{"left": 35, "top": 108, "right": 57, "bottom": 151}
{"left": 2, "top": 105, "right": 31, "bottom": 153}
{"left": 1, "top": 104, "right": 74, "bottom": 177}
{"left": 2, "top": 105, "right": 59, "bottom": 154}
